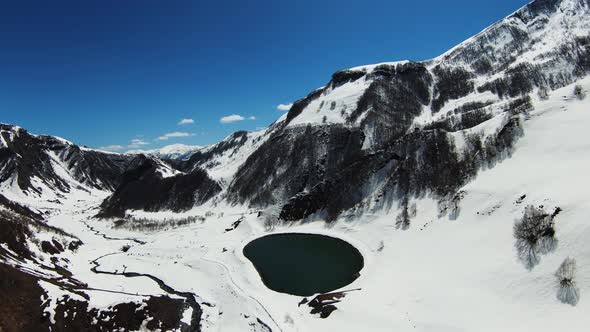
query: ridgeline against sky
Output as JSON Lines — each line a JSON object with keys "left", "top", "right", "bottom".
{"left": 0, "top": 0, "right": 529, "bottom": 151}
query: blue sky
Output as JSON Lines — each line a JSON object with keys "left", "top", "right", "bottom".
{"left": 0, "top": 0, "right": 529, "bottom": 151}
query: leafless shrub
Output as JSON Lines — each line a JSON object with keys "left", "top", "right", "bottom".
{"left": 574, "top": 85, "right": 586, "bottom": 100}
{"left": 260, "top": 212, "right": 280, "bottom": 231}
{"left": 258, "top": 206, "right": 282, "bottom": 231}
{"left": 395, "top": 200, "right": 411, "bottom": 230}
{"left": 437, "top": 191, "right": 463, "bottom": 220}
{"left": 408, "top": 203, "right": 417, "bottom": 218}
{"left": 537, "top": 86, "right": 550, "bottom": 100}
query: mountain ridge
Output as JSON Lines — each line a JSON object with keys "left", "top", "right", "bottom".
{"left": 1, "top": 0, "right": 589, "bottom": 221}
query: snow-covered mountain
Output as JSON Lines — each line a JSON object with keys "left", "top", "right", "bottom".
{"left": 128, "top": 143, "right": 204, "bottom": 160}
{"left": 0, "top": 123, "right": 135, "bottom": 206}
{"left": 2, "top": 0, "right": 590, "bottom": 331}
{"left": 223, "top": 0, "right": 590, "bottom": 222}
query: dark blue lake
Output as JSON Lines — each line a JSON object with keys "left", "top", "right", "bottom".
{"left": 243, "top": 233, "right": 364, "bottom": 296}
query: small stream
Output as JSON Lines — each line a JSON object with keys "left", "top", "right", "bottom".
{"left": 90, "top": 253, "right": 202, "bottom": 331}
{"left": 83, "top": 217, "right": 202, "bottom": 331}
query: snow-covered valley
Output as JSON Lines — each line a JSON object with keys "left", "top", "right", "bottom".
{"left": 1, "top": 78, "right": 589, "bottom": 331}
{"left": 2, "top": 0, "right": 590, "bottom": 331}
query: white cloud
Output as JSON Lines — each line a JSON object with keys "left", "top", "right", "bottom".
{"left": 100, "top": 137, "right": 151, "bottom": 151}
{"left": 99, "top": 145, "right": 125, "bottom": 152}
{"left": 127, "top": 138, "right": 149, "bottom": 149}
{"left": 276, "top": 103, "right": 293, "bottom": 111}
{"left": 220, "top": 114, "right": 245, "bottom": 123}
{"left": 178, "top": 118, "right": 194, "bottom": 125}
{"left": 105, "top": 132, "right": 193, "bottom": 148}
{"left": 220, "top": 114, "right": 257, "bottom": 123}
{"left": 156, "top": 132, "right": 194, "bottom": 141}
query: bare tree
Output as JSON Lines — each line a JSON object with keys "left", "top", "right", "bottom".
{"left": 513, "top": 205, "right": 557, "bottom": 270}
{"left": 555, "top": 257, "right": 580, "bottom": 306}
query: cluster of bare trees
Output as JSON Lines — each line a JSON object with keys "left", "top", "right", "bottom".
{"left": 113, "top": 215, "right": 205, "bottom": 232}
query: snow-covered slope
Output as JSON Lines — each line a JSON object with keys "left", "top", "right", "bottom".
{"left": 21, "top": 78, "right": 586, "bottom": 332}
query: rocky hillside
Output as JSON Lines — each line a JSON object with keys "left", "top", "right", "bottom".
{"left": 99, "top": 154, "right": 221, "bottom": 218}
{"left": 223, "top": 0, "right": 590, "bottom": 221}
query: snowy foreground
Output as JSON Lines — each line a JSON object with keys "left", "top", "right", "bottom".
{"left": 14, "top": 79, "right": 589, "bottom": 331}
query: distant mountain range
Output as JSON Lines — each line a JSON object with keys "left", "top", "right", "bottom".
{"left": 127, "top": 144, "right": 204, "bottom": 160}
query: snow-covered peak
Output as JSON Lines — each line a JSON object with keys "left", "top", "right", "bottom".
{"left": 434, "top": 0, "right": 590, "bottom": 66}
{"left": 346, "top": 60, "right": 410, "bottom": 73}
